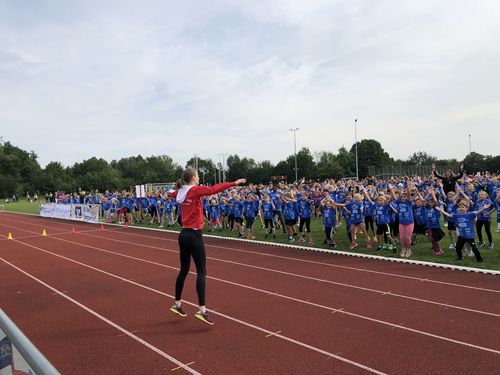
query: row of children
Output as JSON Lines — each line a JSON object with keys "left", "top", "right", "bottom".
{"left": 87, "top": 170, "right": 499, "bottom": 261}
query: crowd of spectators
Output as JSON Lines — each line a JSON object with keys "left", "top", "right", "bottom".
{"left": 29, "top": 167, "right": 500, "bottom": 261}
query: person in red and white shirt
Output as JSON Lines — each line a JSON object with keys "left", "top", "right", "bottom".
{"left": 168, "top": 167, "right": 246, "bottom": 325}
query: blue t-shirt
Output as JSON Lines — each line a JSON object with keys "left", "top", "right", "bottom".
{"left": 414, "top": 206, "right": 427, "bottom": 226}
{"left": 322, "top": 206, "right": 336, "bottom": 227}
{"left": 444, "top": 198, "right": 457, "bottom": 223}
{"left": 165, "top": 201, "right": 174, "bottom": 213}
{"left": 270, "top": 192, "right": 282, "bottom": 212}
{"left": 454, "top": 212, "right": 476, "bottom": 239}
{"left": 395, "top": 199, "right": 414, "bottom": 225}
{"left": 299, "top": 199, "right": 312, "bottom": 219}
{"left": 233, "top": 201, "right": 244, "bottom": 217}
{"left": 363, "top": 200, "right": 374, "bottom": 217}
{"left": 209, "top": 205, "right": 220, "bottom": 219}
{"left": 374, "top": 203, "right": 390, "bottom": 225}
{"left": 426, "top": 206, "right": 441, "bottom": 229}
{"left": 475, "top": 199, "right": 493, "bottom": 221}
{"left": 346, "top": 202, "right": 363, "bottom": 224}
{"left": 283, "top": 201, "right": 296, "bottom": 220}
{"left": 243, "top": 202, "right": 255, "bottom": 218}
{"left": 261, "top": 202, "right": 274, "bottom": 220}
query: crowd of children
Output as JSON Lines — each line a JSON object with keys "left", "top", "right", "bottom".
{"left": 50, "top": 169, "right": 500, "bottom": 262}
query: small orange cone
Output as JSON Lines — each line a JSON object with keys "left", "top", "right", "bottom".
{"left": 100, "top": 224, "right": 104, "bottom": 231}
{"left": 42, "top": 229, "right": 47, "bottom": 237}
{"left": 72, "top": 226, "right": 76, "bottom": 234}
{"left": 7, "top": 232, "right": 13, "bottom": 240}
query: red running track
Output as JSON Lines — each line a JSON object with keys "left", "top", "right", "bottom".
{"left": 0, "top": 212, "right": 499, "bottom": 374}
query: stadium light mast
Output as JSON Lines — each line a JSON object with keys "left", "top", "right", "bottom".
{"left": 468, "top": 134, "right": 472, "bottom": 154}
{"left": 289, "top": 128, "right": 299, "bottom": 183}
{"left": 354, "top": 118, "right": 359, "bottom": 180}
{"left": 221, "top": 153, "right": 229, "bottom": 182}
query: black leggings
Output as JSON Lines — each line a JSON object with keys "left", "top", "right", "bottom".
{"left": 364, "top": 216, "right": 374, "bottom": 232}
{"left": 175, "top": 229, "right": 207, "bottom": 306}
{"left": 299, "top": 217, "right": 311, "bottom": 233}
{"left": 455, "top": 236, "right": 483, "bottom": 262}
{"left": 476, "top": 220, "right": 492, "bottom": 243}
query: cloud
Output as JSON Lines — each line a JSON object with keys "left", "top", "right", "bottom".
{"left": 0, "top": 0, "right": 499, "bottom": 168}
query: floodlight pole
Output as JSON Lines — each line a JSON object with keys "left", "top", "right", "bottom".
{"left": 289, "top": 128, "right": 299, "bottom": 183}
{"left": 468, "top": 134, "right": 472, "bottom": 154}
{"left": 354, "top": 118, "right": 359, "bottom": 180}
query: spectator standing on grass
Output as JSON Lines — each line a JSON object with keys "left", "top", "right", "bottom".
{"left": 437, "top": 200, "right": 490, "bottom": 262}
{"left": 474, "top": 190, "right": 495, "bottom": 249}
{"left": 168, "top": 167, "right": 246, "bottom": 325}
{"left": 390, "top": 183, "right": 416, "bottom": 258}
{"left": 432, "top": 162, "right": 464, "bottom": 194}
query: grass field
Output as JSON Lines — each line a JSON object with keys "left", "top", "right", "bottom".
{"left": 2, "top": 200, "right": 499, "bottom": 271}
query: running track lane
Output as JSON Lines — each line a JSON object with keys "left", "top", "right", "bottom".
{"left": 0, "top": 213, "right": 500, "bottom": 374}
{"left": 1, "top": 239, "right": 378, "bottom": 375}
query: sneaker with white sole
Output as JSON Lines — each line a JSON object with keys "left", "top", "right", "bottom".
{"left": 195, "top": 310, "right": 214, "bottom": 325}
{"left": 169, "top": 304, "right": 187, "bottom": 317}
{"left": 488, "top": 243, "right": 494, "bottom": 250}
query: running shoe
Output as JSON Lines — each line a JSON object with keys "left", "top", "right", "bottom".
{"left": 367, "top": 242, "right": 373, "bottom": 249}
{"left": 478, "top": 241, "right": 485, "bottom": 248}
{"left": 400, "top": 249, "right": 407, "bottom": 257}
{"left": 297, "top": 238, "right": 305, "bottom": 244}
{"left": 308, "top": 239, "right": 314, "bottom": 246}
{"left": 448, "top": 243, "right": 455, "bottom": 249}
{"left": 349, "top": 242, "right": 358, "bottom": 250}
{"left": 195, "top": 310, "right": 214, "bottom": 325}
{"left": 169, "top": 304, "right": 187, "bottom": 317}
{"left": 329, "top": 242, "right": 338, "bottom": 249}
{"left": 434, "top": 249, "right": 444, "bottom": 255}
{"left": 488, "top": 243, "right": 494, "bottom": 250}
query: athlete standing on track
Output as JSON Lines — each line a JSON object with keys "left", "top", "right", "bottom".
{"left": 168, "top": 167, "right": 246, "bottom": 325}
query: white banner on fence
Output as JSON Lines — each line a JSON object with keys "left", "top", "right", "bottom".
{"left": 40, "top": 204, "right": 71, "bottom": 220}
{"left": 40, "top": 204, "right": 99, "bottom": 223}
{"left": 71, "top": 204, "right": 100, "bottom": 223}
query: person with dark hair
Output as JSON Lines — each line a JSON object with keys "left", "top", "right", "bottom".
{"left": 432, "top": 162, "right": 464, "bottom": 194}
{"left": 168, "top": 167, "right": 246, "bottom": 325}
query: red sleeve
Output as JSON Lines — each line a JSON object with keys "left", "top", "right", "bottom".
{"left": 168, "top": 190, "right": 178, "bottom": 198}
{"left": 189, "top": 182, "right": 237, "bottom": 199}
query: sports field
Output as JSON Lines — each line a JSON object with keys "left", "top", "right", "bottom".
{"left": 1, "top": 211, "right": 499, "bottom": 374}
{"left": 2, "top": 201, "right": 500, "bottom": 271}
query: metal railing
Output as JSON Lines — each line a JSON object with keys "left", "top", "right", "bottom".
{"left": 0, "top": 309, "right": 59, "bottom": 375}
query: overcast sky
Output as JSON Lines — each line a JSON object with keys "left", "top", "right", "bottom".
{"left": 1, "top": 0, "right": 499, "bottom": 167}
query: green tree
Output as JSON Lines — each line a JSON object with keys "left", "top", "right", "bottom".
{"left": 349, "top": 140, "right": 391, "bottom": 178}
{"left": 406, "top": 152, "right": 437, "bottom": 166}
{"left": 337, "top": 146, "right": 356, "bottom": 178}
{"left": 316, "top": 152, "right": 344, "bottom": 180}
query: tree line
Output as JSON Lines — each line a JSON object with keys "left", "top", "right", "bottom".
{"left": 1, "top": 139, "right": 499, "bottom": 197}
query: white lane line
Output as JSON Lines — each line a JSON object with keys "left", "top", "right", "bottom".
{"left": 9, "top": 237, "right": 500, "bottom": 357}
{"left": 73, "top": 233, "right": 500, "bottom": 319}
{"left": 5, "top": 239, "right": 387, "bottom": 375}
{"left": 0, "top": 257, "right": 201, "bottom": 375}
{"left": 88, "top": 227, "right": 500, "bottom": 291}
{"left": 3, "top": 223, "right": 500, "bottom": 318}
{"left": 4, "top": 213, "right": 500, "bottom": 287}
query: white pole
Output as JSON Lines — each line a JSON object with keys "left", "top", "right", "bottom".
{"left": 289, "top": 128, "right": 299, "bottom": 183}
{"left": 355, "top": 119, "right": 359, "bottom": 180}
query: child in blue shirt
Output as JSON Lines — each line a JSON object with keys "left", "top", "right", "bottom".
{"left": 474, "top": 191, "right": 494, "bottom": 249}
{"left": 345, "top": 193, "right": 372, "bottom": 250}
{"left": 243, "top": 195, "right": 256, "bottom": 239}
{"left": 260, "top": 195, "right": 276, "bottom": 239}
{"left": 208, "top": 198, "right": 221, "bottom": 232}
{"left": 438, "top": 201, "right": 489, "bottom": 262}
{"left": 363, "top": 189, "right": 395, "bottom": 252}
{"left": 297, "top": 193, "right": 314, "bottom": 246}
{"left": 321, "top": 195, "right": 339, "bottom": 248}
